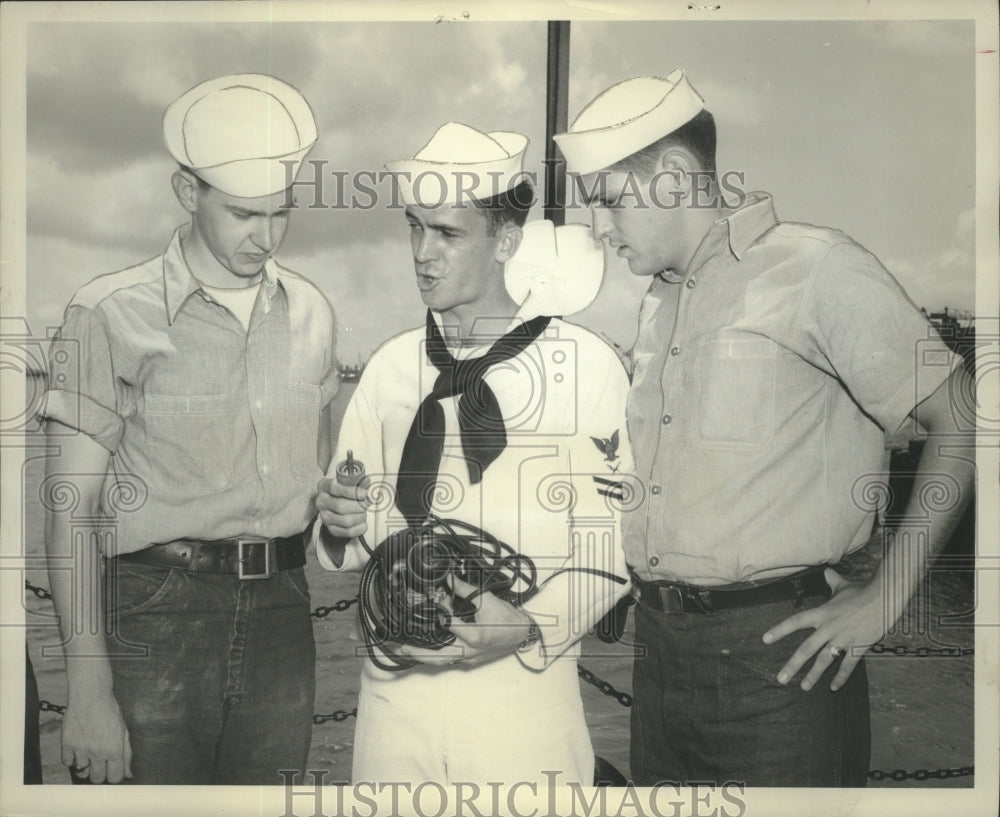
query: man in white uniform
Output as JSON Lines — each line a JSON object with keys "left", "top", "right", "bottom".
{"left": 313, "top": 123, "right": 632, "bottom": 786}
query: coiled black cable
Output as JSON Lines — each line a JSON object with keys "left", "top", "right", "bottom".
{"left": 357, "top": 514, "right": 626, "bottom": 672}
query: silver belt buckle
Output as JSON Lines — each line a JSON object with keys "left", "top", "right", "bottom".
{"left": 237, "top": 538, "right": 273, "bottom": 580}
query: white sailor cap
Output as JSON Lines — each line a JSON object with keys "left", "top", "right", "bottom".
{"left": 163, "top": 74, "right": 318, "bottom": 198}
{"left": 554, "top": 70, "right": 705, "bottom": 175}
{"left": 385, "top": 122, "right": 529, "bottom": 207}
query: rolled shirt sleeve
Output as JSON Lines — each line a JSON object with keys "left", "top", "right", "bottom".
{"left": 798, "top": 240, "right": 963, "bottom": 433}
{"left": 40, "top": 304, "right": 126, "bottom": 451}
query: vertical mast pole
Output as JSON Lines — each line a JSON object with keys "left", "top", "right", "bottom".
{"left": 544, "top": 20, "right": 570, "bottom": 226}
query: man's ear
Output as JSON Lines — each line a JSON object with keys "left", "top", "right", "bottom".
{"left": 495, "top": 222, "right": 523, "bottom": 264}
{"left": 654, "top": 146, "right": 696, "bottom": 200}
{"left": 171, "top": 169, "right": 200, "bottom": 214}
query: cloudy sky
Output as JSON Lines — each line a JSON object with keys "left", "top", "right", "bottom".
{"left": 21, "top": 14, "right": 977, "bottom": 363}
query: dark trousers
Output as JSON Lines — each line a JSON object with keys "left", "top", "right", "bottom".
{"left": 105, "top": 561, "right": 316, "bottom": 784}
{"left": 25, "top": 645, "right": 42, "bottom": 784}
{"left": 630, "top": 595, "right": 870, "bottom": 787}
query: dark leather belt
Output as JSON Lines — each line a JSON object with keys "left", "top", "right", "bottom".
{"left": 116, "top": 534, "right": 306, "bottom": 580}
{"left": 633, "top": 567, "right": 831, "bottom": 614}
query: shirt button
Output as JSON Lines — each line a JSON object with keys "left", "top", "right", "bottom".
{"left": 685, "top": 279, "right": 696, "bottom": 289}
{"left": 649, "top": 556, "right": 660, "bottom": 567}
{"left": 650, "top": 484, "right": 662, "bottom": 495}
{"left": 670, "top": 346, "right": 681, "bottom": 356}
{"left": 254, "top": 399, "right": 263, "bottom": 409}
{"left": 262, "top": 464, "right": 269, "bottom": 475}
{"left": 662, "top": 414, "right": 672, "bottom": 425}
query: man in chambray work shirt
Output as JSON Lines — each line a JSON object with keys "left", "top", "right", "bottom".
{"left": 40, "top": 74, "right": 337, "bottom": 784}
{"left": 555, "top": 70, "right": 975, "bottom": 786}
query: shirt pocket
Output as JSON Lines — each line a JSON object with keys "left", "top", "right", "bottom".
{"left": 142, "top": 393, "right": 236, "bottom": 491}
{"left": 288, "top": 382, "right": 322, "bottom": 479}
{"left": 693, "top": 337, "right": 777, "bottom": 450}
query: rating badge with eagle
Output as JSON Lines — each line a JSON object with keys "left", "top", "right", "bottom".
{"left": 591, "top": 429, "right": 621, "bottom": 464}
{"left": 590, "top": 428, "right": 624, "bottom": 502}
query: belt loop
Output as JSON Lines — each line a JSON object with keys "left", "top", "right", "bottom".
{"left": 791, "top": 576, "right": 804, "bottom": 608}
{"left": 693, "top": 587, "right": 713, "bottom": 614}
{"left": 184, "top": 540, "right": 199, "bottom": 568}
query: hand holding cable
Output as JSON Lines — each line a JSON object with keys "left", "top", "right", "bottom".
{"left": 356, "top": 516, "right": 537, "bottom": 670}
{"left": 397, "top": 574, "right": 534, "bottom": 667}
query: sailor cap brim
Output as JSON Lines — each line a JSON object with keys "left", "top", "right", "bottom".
{"left": 554, "top": 69, "right": 704, "bottom": 175}
{"left": 386, "top": 122, "right": 529, "bottom": 206}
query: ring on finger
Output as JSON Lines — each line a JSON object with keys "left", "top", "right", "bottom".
{"left": 828, "top": 644, "right": 845, "bottom": 658}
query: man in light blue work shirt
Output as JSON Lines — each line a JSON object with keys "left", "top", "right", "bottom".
{"left": 556, "top": 69, "right": 975, "bottom": 787}
{"left": 41, "top": 74, "right": 337, "bottom": 785}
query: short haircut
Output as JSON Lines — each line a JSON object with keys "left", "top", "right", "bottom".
{"left": 610, "top": 108, "right": 717, "bottom": 178}
{"left": 178, "top": 164, "right": 212, "bottom": 191}
{"left": 472, "top": 179, "right": 535, "bottom": 235}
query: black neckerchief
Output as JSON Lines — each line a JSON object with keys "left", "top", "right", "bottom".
{"left": 395, "top": 310, "right": 552, "bottom": 525}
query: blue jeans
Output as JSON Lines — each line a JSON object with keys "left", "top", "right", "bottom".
{"left": 105, "top": 560, "right": 316, "bottom": 784}
{"left": 630, "top": 594, "right": 870, "bottom": 787}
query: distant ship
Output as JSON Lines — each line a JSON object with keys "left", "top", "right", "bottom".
{"left": 924, "top": 307, "right": 976, "bottom": 373}
{"left": 339, "top": 362, "right": 365, "bottom": 383}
